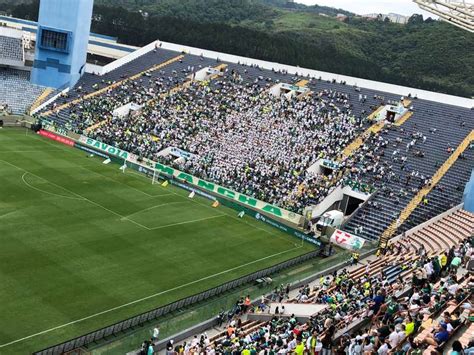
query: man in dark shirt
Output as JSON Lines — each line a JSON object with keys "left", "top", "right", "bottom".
{"left": 423, "top": 323, "right": 449, "bottom": 347}
{"left": 378, "top": 323, "right": 391, "bottom": 340}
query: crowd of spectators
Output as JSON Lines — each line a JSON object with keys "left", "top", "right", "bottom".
{"left": 64, "top": 66, "right": 377, "bottom": 213}
{"left": 159, "top": 237, "right": 473, "bottom": 354}
{"left": 42, "top": 57, "right": 451, "bottom": 218}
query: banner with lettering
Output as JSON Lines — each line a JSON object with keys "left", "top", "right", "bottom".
{"left": 329, "top": 229, "right": 365, "bottom": 250}
{"left": 79, "top": 136, "right": 139, "bottom": 163}
{"left": 39, "top": 129, "right": 75, "bottom": 147}
{"left": 78, "top": 135, "right": 303, "bottom": 225}
{"left": 153, "top": 162, "right": 303, "bottom": 224}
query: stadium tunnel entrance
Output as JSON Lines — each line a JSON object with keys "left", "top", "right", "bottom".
{"left": 305, "top": 180, "right": 374, "bottom": 238}
{"left": 340, "top": 193, "right": 365, "bottom": 216}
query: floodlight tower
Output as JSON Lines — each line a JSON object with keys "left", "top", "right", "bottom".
{"left": 413, "top": 0, "right": 474, "bottom": 32}
{"left": 31, "top": 0, "right": 94, "bottom": 89}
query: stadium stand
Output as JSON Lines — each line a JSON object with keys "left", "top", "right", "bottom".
{"left": 343, "top": 103, "right": 474, "bottom": 241}
{"left": 38, "top": 53, "right": 395, "bottom": 212}
{"left": 281, "top": 209, "right": 473, "bottom": 309}
{"left": 398, "top": 144, "right": 474, "bottom": 234}
{"left": 0, "top": 34, "right": 23, "bottom": 63}
{"left": 36, "top": 42, "right": 474, "bottom": 241}
{"left": 156, "top": 233, "right": 472, "bottom": 354}
{"left": 0, "top": 68, "right": 46, "bottom": 115}
{"left": 0, "top": 3, "right": 472, "bottom": 354}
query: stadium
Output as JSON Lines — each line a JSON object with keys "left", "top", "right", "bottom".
{"left": 0, "top": 0, "right": 473, "bottom": 354}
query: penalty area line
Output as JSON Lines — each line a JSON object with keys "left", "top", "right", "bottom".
{"left": 21, "top": 173, "right": 86, "bottom": 201}
{"left": 149, "top": 213, "right": 226, "bottom": 230}
{"left": 0, "top": 159, "right": 151, "bottom": 231}
{"left": 122, "top": 201, "right": 188, "bottom": 220}
{"left": 0, "top": 245, "right": 303, "bottom": 349}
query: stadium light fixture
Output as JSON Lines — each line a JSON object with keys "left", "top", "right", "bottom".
{"left": 413, "top": 0, "right": 474, "bottom": 32}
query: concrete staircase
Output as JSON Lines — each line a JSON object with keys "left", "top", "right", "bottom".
{"left": 379, "top": 130, "right": 474, "bottom": 245}
{"left": 41, "top": 54, "right": 185, "bottom": 117}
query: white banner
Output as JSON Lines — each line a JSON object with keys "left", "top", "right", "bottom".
{"left": 330, "top": 229, "right": 365, "bottom": 250}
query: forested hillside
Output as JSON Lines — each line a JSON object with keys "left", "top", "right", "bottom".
{"left": 0, "top": 0, "right": 472, "bottom": 97}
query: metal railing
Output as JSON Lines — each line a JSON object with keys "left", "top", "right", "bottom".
{"left": 33, "top": 250, "right": 321, "bottom": 355}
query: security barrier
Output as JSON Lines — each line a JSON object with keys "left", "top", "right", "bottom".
{"left": 33, "top": 249, "right": 320, "bottom": 355}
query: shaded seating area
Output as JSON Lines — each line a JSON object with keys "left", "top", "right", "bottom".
{"left": 0, "top": 68, "right": 46, "bottom": 115}
{"left": 0, "top": 34, "right": 23, "bottom": 63}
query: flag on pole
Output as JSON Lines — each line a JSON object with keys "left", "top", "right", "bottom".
{"left": 188, "top": 191, "right": 195, "bottom": 198}
{"left": 238, "top": 211, "right": 245, "bottom": 218}
{"left": 212, "top": 201, "right": 220, "bottom": 208}
{"left": 161, "top": 180, "right": 169, "bottom": 187}
{"left": 102, "top": 158, "right": 111, "bottom": 165}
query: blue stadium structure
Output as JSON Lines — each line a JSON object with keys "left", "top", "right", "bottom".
{"left": 30, "top": 0, "right": 94, "bottom": 89}
{"left": 463, "top": 170, "right": 474, "bottom": 213}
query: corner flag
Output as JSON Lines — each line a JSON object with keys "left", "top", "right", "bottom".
{"left": 188, "top": 191, "right": 195, "bottom": 198}
{"left": 238, "top": 211, "right": 245, "bottom": 218}
{"left": 161, "top": 180, "right": 169, "bottom": 187}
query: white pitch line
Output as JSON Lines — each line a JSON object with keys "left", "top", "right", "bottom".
{"left": 80, "top": 167, "right": 156, "bottom": 198}
{"left": 123, "top": 201, "right": 188, "bottom": 219}
{"left": 0, "top": 244, "right": 303, "bottom": 349}
{"left": 149, "top": 214, "right": 226, "bottom": 230}
{"left": 117, "top": 167, "right": 298, "bottom": 247}
{"left": 126, "top": 169, "right": 171, "bottom": 194}
{"left": 21, "top": 173, "right": 85, "bottom": 201}
{"left": 85, "top": 198, "right": 152, "bottom": 231}
{"left": 23, "top": 136, "right": 172, "bottom": 199}
{"left": 1, "top": 159, "right": 151, "bottom": 231}
{"left": 0, "top": 210, "right": 18, "bottom": 220}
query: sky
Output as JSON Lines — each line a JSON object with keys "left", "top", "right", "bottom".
{"left": 296, "top": 0, "right": 437, "bottom": 18}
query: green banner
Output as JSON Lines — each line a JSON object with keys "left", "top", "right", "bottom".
{"left": 153, "top": 162, "right": 303, "bottom": 225}
{"left": 344, "top": 179, "right": 376, "bottom": 194}
{"left": 79, "top": 136, "right": 137, "bottom": 161}
{"left": 217, "top": 197, "right": 321, "bottom": 246}
{"left": 76, "top": 135, "right": 303, "bottom": 225}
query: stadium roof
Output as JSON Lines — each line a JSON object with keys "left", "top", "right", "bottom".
{"left": 152, "top": 40, "right": 474, "bottom": 108}
{"left": 0, "top": 15, "right": 138, "bottom": 60}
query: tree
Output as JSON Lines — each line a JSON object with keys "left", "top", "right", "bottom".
{"left": 407, "top": 14, "right": 424, "bottom": 25}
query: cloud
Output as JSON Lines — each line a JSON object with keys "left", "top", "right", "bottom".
{"left": 296, "top": 0, "right": 437, "bottom": 18}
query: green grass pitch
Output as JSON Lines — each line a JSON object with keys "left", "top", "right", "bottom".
{"left": 0, "top": 128, "right": 315, "bottom": 354}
